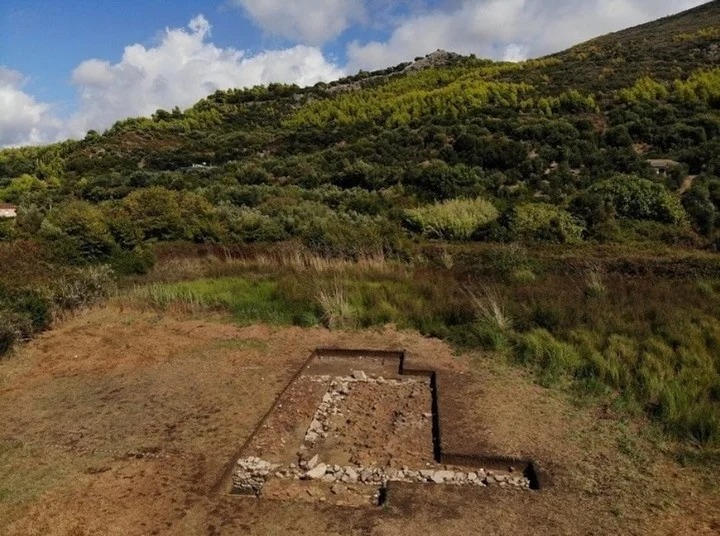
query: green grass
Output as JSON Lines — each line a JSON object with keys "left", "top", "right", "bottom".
{"left": 132, "top": 278, "right": 318, "bottom": 326}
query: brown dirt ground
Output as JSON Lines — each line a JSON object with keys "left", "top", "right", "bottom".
{"left": 0, "top": 304, "right": 719, "bottom": 535}
{"left": 318, "top": 379, "right": 433, "bottom": 468}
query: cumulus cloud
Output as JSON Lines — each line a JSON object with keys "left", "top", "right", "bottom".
{"left": 232, "top": 0, "right": 366, "bottom": 44}
{"left": 347, "top": 0, "right": 707, "bottom": 71}
{"left": 0, "top": 68, "right": 62, "bottom": 147}
{"left": 69, "top": 15, "right": 343, "bottom": 135}
{"left": 1, "top": 16, "right": 343, "bottom": 147}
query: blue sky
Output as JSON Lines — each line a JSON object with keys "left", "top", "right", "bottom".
{"left": 0, "top": 0, "right": 708, "bottom": 147}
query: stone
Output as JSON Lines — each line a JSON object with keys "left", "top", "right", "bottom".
{"left": 307, "top": 454, "right": 319, "bottom": 470}
{"left": 331, "top": 483, "right": 346, "bottom": 495}
{"left": 309, "top": 419, "right": 323, "bottom": 432}
{"left": 467, "top": 472, "right": 478, "bottom": 482}
{"left": 360, "top": 469, "right": 374, "bottom": 483}
{"left": 345, "top": 468, "right": 358, "bottom": 482}
{"left": 322, "top": 474, "right": 336, "bottom": 483}
{"left": 352, "top": 370, "right": 367, "bottom": 380}
{"left": 305, "top": 431, "right": 318, "bottom": 443}
{"left": 431, "top": 470, "right": 454, "bottom": 484}
{"left": 306, "top": 463, "right": 327, "bottom": 480}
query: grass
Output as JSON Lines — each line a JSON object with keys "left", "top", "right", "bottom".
{"left": 316, "top": 283, "right": 356, "bottom": 329}
{"left": 130, "top": 278, "right": 318, "bottom": 326}
{"left": 125, "top": 250, "right": 720, "bottom": 448}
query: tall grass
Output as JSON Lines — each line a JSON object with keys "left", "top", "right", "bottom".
{"left": 130, "top": 278, "right": 318, "bottom": 325}
{"left": 142, "top": 246, "right": 400, "bottom": 284}
{"left": 316, "top": 283, "right": 355, "bottom": 329}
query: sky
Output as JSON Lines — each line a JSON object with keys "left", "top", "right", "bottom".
{"left": 0, "top": 0, "right": 709, "bottom": 148}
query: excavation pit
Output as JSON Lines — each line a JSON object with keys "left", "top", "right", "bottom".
{"left": 229, "top": 348, "right": 538, "bottom": 507}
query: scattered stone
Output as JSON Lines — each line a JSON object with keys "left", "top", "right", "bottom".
{"left": 345, "top": 467, "right": 358, "bottom": 482}
{"left": 305, "top": 463, "right": 328, "bottom": 480}
{"left": 431, "top": 470, "right": 455, "bottom": 484}
{"left": 352, "top": 370, "right": 367, "bottom": 380}
{"left": 331, "top": 483, "right": 346, "bottom": 495}
{"left": 307, "top": 455, "right": 319, "bottom": 470}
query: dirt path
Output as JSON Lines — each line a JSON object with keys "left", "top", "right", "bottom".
{"left": 0, "top": 305, "right": 718, "bottom": 535}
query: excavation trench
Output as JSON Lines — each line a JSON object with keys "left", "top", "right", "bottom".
{"left": 224, "top": 348, "right": 543, "bottom": 507}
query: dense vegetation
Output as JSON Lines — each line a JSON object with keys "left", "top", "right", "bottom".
{"left": 1, "top": 2, "right": 720, "bottom": 449}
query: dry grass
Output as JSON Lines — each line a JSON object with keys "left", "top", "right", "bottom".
{"left": 316, "top": 283, "right": 355, "bottom": 329}
{"left": 467, "top": 286, "right": 513, "bottom": 332}
{"left": 144, "top": 247, "right": 400, "bottom": 284}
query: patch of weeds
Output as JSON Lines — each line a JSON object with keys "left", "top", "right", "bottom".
{"left": 513, "top": 329, "right": 582, "bottom": 387}
{"left": 583, "top": 265, "right": 607, "bottom": 298}
{"left": 316, "top": 283, "right": 356, "bottom": 329}
{"left": 510, "top": 268, "right": 536, "bottom": 283}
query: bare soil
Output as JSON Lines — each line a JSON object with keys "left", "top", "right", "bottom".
{"left": 316, "top": 379, "right": 432, "bottom": 468}
{"left": 0, "top": 305, "right": 718, "bottom": 535}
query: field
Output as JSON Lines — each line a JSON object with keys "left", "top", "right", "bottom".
{"left": 1, "top": 296, "right": 719, "bottom": 535}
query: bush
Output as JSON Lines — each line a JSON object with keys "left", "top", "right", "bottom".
{"left": 404, "top": 197, "right": 499, "bottom": 240}
{"left": 506, "top": 203, "right": 585, "bottom": 244}
{"left": 577, "top": 174, "right": 688, "bottom": 226}
{"left": 303, "top": 213, "right": 405, "bottom": 258}
{"left": 53, "top": 265, "right": 116, "bottom": 310}
{"left": 0, "top": 313, "right": 20, "bottom": 356}
{"left": 40, "top": 200, "right": 116, "bottom": 264}
{"left": 217, "top": 205, "right": 288, "bottom": 243}
{"left": 109, "top": 247, "right": 155, "bottom": 276}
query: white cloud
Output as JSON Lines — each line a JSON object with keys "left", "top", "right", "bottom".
{"left": 1, "top": 16, "right": 343, "bottom": 147}
{"left": 0, "top": 68, "right": 62, "bottom": 147}
{"left": 232, "top": 0, "right": 366, "bottom": 44}
{"left": 69, "top": 15, "right": 343, "bottom": 135}
{"left": 347, "top": 0, "right": 707, "bottom": 71}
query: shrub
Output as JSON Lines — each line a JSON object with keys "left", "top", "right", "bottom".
{"left": 217, "top": 205, "right": 288, "bottom": 243}
{"left": 40, "top": 201, "right": 116, "bottom": 264}
{"left": 0, "top": 311, "right": 18, "bottom": 356}
{"left": 53, "top": 265, "right": 116, "bottom": 310}
{"left": 404, "top": 197, "right": 499, "bottom": 240}
{"left": 109, "top": 247, "right": 155, "bottom": 276}
{"left": 506, "top": 203, "right": 585, "bottom": 244}
{"left": 302, "top": 213, "right": 405, "bottom": 258}
{"left": 577, "top": 174, "right": 688, "bottom": 225}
